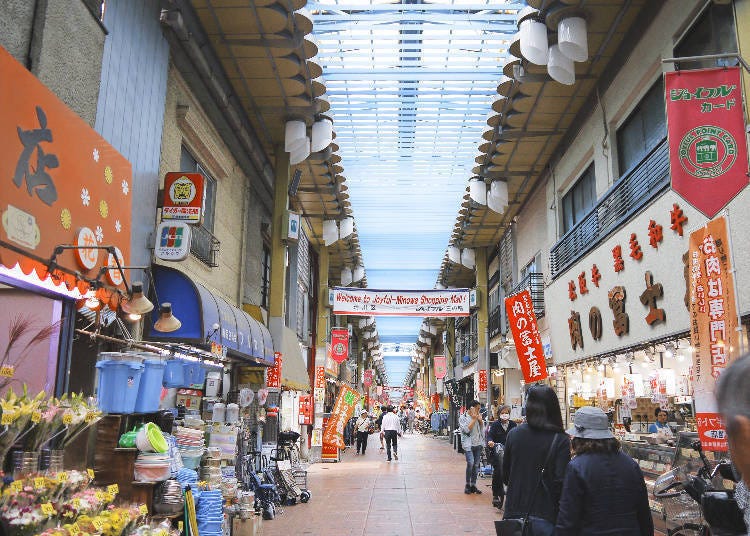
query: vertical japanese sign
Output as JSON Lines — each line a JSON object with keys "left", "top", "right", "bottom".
{"left": 505, "top": 289, "right": 548, "bottom": 383}
{"left": 478, "top": 370, "right": 488, "bottom": 392}
{"left": 665, "top": 67, "right": 749, "bottom": 218}
{"left": 314, "top": 366, "right": 325, "bottom": 389}
{"left": 689, "top": 216, "right": 738, "bottom": 451}
{"left": 363, "top": 369, "right": 373, "bottom": 387}
{"left": 322, "top": 385, "right": 361, "bottom": 449}
{"left": 266, "top": 352, "right": 283, "bottom": 388}
{"left": 433, "top": 355, "right": 447, "bottom": 379}
{"left": 330, "top": 328, "right": 349, "bottom": 363}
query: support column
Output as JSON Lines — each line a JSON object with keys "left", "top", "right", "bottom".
{"left": 312, "top": 245, "right": 329, "bottom": 459}
{"left": 476, "top": 247, "right": 490, "bottom": 407}
{"left": 268, "top": 149, "right": 289, "bottom": 338}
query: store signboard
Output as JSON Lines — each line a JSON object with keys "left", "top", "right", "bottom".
{"left": 322, "top": 385, "right": 361, "bottom": 449}
{"left": 332, "top": 287, "right": 470, "bottom": 317}
{"left": 505, "top": 290, "right": 548, "bottom": 383}
{"left": 162, "top": 172, "right": 205, "bottom": 223}
{"left": 330, "top": 328, "right": 349, "bottom": 363}
{"left": 266, "top": 352, "right": 283, "bottom": 388}
{"left": 433, "top": 355, "right": 447, "bottom": 379}
{"left": 688, "top": 216, "right": 738, "bottom": 451}
{"left": 363, "top": 369, "right": 373, "bottom": 387}
{"left": 154, "top": 221, "right": 191, "bottom": 261}
{"left": 478, "top": 370, "right": 488, "bottom": 392}
{"left": 314, "top": 366, "right": 325, "bottom": 389}
{"left": 665, "top": 67, "right": 749, "bottom": 218}
{"left": 0, "top": 46, "right": 131, "bottom": 296}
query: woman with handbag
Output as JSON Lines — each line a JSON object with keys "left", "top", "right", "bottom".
{"left": 498, "top": 385, "right": 570, "bottom": 536}
{"left": 487, "top": 404, "right": 516, "bottom": 509}
{"left": 555, "top": 406, "right": 653, "bottom": 535}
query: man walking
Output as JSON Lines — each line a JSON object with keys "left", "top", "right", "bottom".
{"left": 381, "top": 405, "right": 402, "bottom": 461}
{"left": 354, "top": 410, "right": 371, "bottom": 455}
{"left": 459, "top": 400, "right": 485, "bottom": 494}
{"left": 407, "top": 405, "right": 416, "bottom": 434}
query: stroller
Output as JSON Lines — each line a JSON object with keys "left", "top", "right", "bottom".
{"left": 272, "top": 459, "right": 311, "bottom": 505}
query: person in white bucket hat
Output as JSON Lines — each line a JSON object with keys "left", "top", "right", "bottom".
{"left": 555, "top": 406, "right": 653, "bottom": 536}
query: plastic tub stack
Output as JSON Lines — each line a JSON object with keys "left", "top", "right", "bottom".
{"left": 133, "top": 423, "right": 172, "bottom": 482}
{"left": 196, "top": 489, "right": 224, "bottom": 536}
{"left": 174, "top": 426, "right": 205, "bottom": 470}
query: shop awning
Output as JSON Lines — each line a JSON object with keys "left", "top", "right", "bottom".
{"left": 146, "top": 265, "right": 274, "bottom": 366}
{"left": 276, "top": 327, "right": 311, "bottom": 391}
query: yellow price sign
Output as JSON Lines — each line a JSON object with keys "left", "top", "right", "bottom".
{"left": 95, "top": 490, "right": 105, "bottom": 501}
{"left": 178, "top": 521, "right": 184, "bottom": 532}
{"left": 154, "top": 530, "right": 168, "bottom": 536}
{"left": 72, "top": 498, "right": 81, "bottom": 509}
{"left": 103, "top": 491, "right": 114, "bottom": 503}
{"left": 0, "top": 365, "right": 14, "bottom": 378}
{"left": 40, "top": 502, "right": 56, "bottom": 516}
{"left": 57, "top": 472, "right": 69, "bottom": 483}
{"left": 92, "top": 518, "right": 104, "bottom": 531}
{"left": 1, "top": 412, "right": 16, "bottom": 425}
{"left": 34, "top": 477, "right": 46, "bottom": 489}
{"left": 139, "top": 504, "right": 148, "bottom": 515}
{"left": 31, "top": 411, "right": 42, "bottom": 423}
{"left": 106, "top": 483, "right": 119, "bottom": 495}
{"left": 86, "top": 468, "right": 95, "bottom": 479}
{"left": 68, "top": 522, "right": 82, "bottom": 535}
{"left": 62, "top": 413, "right": 73, "bottom": 425}
{"left": 10, "top": 480, "right": 23, "bottom": 492}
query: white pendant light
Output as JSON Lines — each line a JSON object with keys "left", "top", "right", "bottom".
{"left": 310, "top": 118, "right": 333, "bottom": 152}
{"left": 548, "top": 44, "right": 575, "bottom": 85}
{"left": 519, "top": 18, "right": 549, "bottom": 65}
{"left": 447, "top": 245, "right": 461, "bottom": 264}
{"left": 323, "top": 219, "right": 339, "bottom": 246}
{"left": 468, "top": 178, "right": 487, "bottom": 205}
{"left": 461, "top": 248, "right": 476, "bottom": 269}
{"left": 289, "top": 136, "right": 311, "bottom": 165}
{"left": 558, "top": 16, "right": 588, "bottom": 62}
{"left": 352, "top": 265, "right": 365, "bottom": 282}
{"left": 341, "top": 267, "right": 353, "bottom": 286}
{"left": 339, "top": 217, "right": 354, "bottom": 239}
{"left": 487, "top": 180, "right": 509, "bottom": 214}
{"left": 284, "top": 120, "right": 307, "bottom": 152}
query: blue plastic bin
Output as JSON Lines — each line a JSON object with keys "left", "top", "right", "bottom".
{"left": 182, "top": 361, "right": 206, "bottom": 388}
{"left": 96, "top": 360, "right": 144, "bottom": 414}
{"left": 163, "top": 359, "right": 185, "bottom": 388}
{"left": 133, "top": 359, "right": 166, "bottom": 413}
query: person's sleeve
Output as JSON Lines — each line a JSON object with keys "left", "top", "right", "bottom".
{"left": 459, "top": 414, "right": 471, "bottom": 434}
{"left": 634, "top": 464, "right": 654, "bottom": 536}
{"left": 550, "top": 434, "right": 572, "bottom": 503}
{"left": 555, "top": 463, "right": 584, "bottom": 536}
{"left": 487, "top": 422, "right": 500, "bottom": 443}
{"left": 502, "top": 429, "right": 514, "bottom": 485}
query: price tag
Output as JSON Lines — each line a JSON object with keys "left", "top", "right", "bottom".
{"left": 31, "top": 411, "right": 42, "bottom": 423}
{"left": 139, "top": 504, "right": 148, "bottom": 515}
{"left": 103, "top": 491, "right": 114, "bottom": 503}
{"left": 178, "top": 521, "right": 184, "bottom": 532}
{"left": 57, "top": 472, "right": 69, "bottom": 483}
{"left": 72, "top": 498, "right": 82, "bottom": 509}
{"left": 10, "top": 480, "right": 22, "bottom": 492}
{"left": 95, "top": 490, "right": 105, "bottom": 501}
{"left": 107, "top": 483, "right": 119, "bottom": 495}
{"left": 69, "top": 522, "right": 81, "bottom": 535}
{"left": 154, "top": 530, "right": 168, "bottom": 536}
{"left": 92, "top": 518, "right": 104, "bottom": 531}
{"left": 62, "top": 413, "right": 73, "bottom": 425}
{"left": 87, "top": 468, "right": 95, "bottom": 479}
{"left": 1, "top": 412, "right": 16, "bottom": 425}
{"left": 34, "top": 477, "right": 46, "bottom": 489}
{"left": 40, "top": 502, "right": 55, "bottom": 516}
{"left": 0, "top": 365, "right": 14, "bottom": 378}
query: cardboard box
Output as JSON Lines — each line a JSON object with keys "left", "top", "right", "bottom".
{"left": 232, "top": 514, "right": 263, "bottom": 536}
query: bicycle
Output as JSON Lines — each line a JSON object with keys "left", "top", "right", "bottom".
{"left": 271, "top": 430, "right": 302, "bottom": 468}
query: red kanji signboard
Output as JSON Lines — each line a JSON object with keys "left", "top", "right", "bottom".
{"left": 665, "top": 67, "right": 749, "bottom": 218}
{"left": 266, "top": 352, "right": 283, "bottom": 388}
{"left": 330, "top": 328, "right": 349, "bottom": 363}
{"left": 505, "top": 290, "right": 548, "bottom": 383}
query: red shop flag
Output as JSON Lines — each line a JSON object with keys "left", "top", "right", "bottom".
{"left": 505, "top": 289, "right": 548, "bottom": 383}
{"left": 665, "top": 67, "right": 749, "bottom": 218}
{"left": 433, "top": 355, "right": 447, "bottom": 379}
{"left": 330, "top": 328, "right": 349, "bottom": 363}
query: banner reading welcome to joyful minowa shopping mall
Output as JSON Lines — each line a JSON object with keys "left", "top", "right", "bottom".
{"left": 332, "top": 287, "right": 470, "bottom": 317}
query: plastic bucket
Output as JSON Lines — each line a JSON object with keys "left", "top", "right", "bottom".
{"left": 134, "top": 360, "right": 166, "bottom": 413}
{"left": 96, "top": 360, "right": 144, "bottom": 413}
{"left": 183, "top": 362, "right": 206, "bottom": 388}
{"left": 205, "top": 371, "right": 221, "bottom": 397}
{"left": 163, "top": 359, "right": 185, "bottom": 388}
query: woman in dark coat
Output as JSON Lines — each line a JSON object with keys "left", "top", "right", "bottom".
{"left": 555, "top": 406, "right": 653, "bottom": 536}
{"left": 502, "top": 385, "right": 571, "bottom": 536}
{"left": 486, "top": 404, "right": 516, "bottom": 509}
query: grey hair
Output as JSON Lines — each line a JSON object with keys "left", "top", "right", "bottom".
{"left": 716, "top": 353, "right": 750, "bottom": 432}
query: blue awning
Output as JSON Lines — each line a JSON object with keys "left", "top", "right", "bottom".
{"left": 146, "top": 265, "right": 274, "bottom": 366}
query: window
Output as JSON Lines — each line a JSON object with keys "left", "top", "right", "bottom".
{"left": 617, "top": 81, "right": 666, "bottom": 176}
{"left": 261, "top": 245, "right": 271, "bottom": 309}
{"left": 520, "top": 252, "right": 541, "bottom": 280}
{"left": 561, "top": 164, "right": 596, "bottom": 235}
{"left": 675, "top": 3, "right": 737, "bottom": 70}
{"left": 180, "top": 145, "right": 219, "bottom": 266}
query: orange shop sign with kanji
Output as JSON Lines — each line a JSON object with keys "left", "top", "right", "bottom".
{"left": 505, "top": 289, "right": 548, "bottom": 383}
{"left": 689, "top": 216, "right": 738, "bottom": 451}
{"left": 266, "top": 352, "right": 283, "bottom": 388}
{"left": 0, "top": 46, "right": 131, "bottom": 300}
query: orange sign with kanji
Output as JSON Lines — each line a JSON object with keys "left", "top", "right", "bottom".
{"left": 0, "top": 46, "right": 131, "bottom": 301}
{"left": 266, "top": 352, "right": 283, "bottom": 388}
{"left": 505, "top": 290, "right": 548, "bottom": 383}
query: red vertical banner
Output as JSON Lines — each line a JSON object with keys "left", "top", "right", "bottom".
{"left": 322, "top": 385, "right": 361, "bottom": 449}
{"left": 363, "top": 369, "right": 373, "bottom": 387}
{"left": 478, "top": 370, "right": 488, "bottom": 392}
{"left": 689, "top": 216, "right": 738, "bottom": 451}
{"left": 330, "top": 328, "right": 349, "bottom": 363}
{"left": 433, "top": 355, "right": 447, "bottom": 379}
{"left": 505, "top": 289, "right": 548, "bottom": 383}
{"left": 314, "top": 366, "right": 325, "bottom": 389}
{"left": 665, "top": 67, "right": 749, "bottom": 218}
{"left": 266, "top": 352, "right": 283, "bottom": 388}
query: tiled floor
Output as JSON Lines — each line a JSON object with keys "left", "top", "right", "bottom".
{"left": 263, "top": 432, "right": 502, "bottom": 536}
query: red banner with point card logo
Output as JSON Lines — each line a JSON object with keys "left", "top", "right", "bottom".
{"left": 505, "top": 289, "right": 548, "bottom": 383}
{"left": 330, "top": 328, "right": 349, "bottom": 363}
{"left": 665, "top": 67, "right": 749, "bottom": 218}
{"left": 433, "top": 355, "right": 447, "bottom": 379}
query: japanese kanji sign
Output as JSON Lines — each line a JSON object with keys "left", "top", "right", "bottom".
{"left": 433, "top": 355, "right": 447, "bottom": 379}
{"left": 314, "top": 366, "right": 325, "bottom": 389}
{"left": 0, "top": 46, "right": 131, "bottom": 298}
{"left": 330, "top": 328, "right": 349, "bottom": 363}
{"left": 665, "top": 67, "right": 749, "bottom": 218}
{"left": 505, "top": 290, "right": 548, "bottom": 383}
{"left": 322, "top": 385, "right": 362, "bottom": 449}
{"left": 266, "top": 352, "right": 283, "bottom": 388}
{"left": 689, "top": 216, "right": 738, "bottom": 451}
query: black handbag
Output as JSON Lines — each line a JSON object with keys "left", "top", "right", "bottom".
{"left": 495, "top": 435, "right": 559, "bottom": 536}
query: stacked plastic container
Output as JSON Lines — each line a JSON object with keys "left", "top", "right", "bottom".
{"left": 196, "top": 489, "right": 224, "bottom": 536}
{"left": 134, "top": 359, "right": 166, "bottom": 413}
{"left": 96, "top": 360, "right": 144, "bottom": 413}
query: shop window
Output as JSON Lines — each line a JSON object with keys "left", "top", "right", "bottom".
{"left": 180, "top": 145, "right": 219, "bottom": 266}
{"left": 616, "top": 81, "right": 666, "bottom": 176}
{"left": 561, "top": 164, "right": 596, "bottom": 235}
{"left": 261, "top": 245, "right": 271, "bottom": 310}
{"left": 674, "top": 3, "right": 737, "bottom": 70}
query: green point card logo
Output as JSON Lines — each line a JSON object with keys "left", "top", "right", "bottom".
{"left": 678, "top": 125, "right": 737, "bottom": 179}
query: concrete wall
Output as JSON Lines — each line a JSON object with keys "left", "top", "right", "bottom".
{"left": 0, "top": 0, "right": 106, "bottom": 126}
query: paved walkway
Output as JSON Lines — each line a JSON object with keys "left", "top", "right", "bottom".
{"left": 264, "top": 432, "right": 501, "bottom": 535}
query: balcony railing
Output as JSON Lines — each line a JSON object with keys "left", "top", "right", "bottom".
{"left": 489, "top": 307, "right": 502, "bottom": 339}
{"left": 550, "top": 138, "right": 670, "bottom": 278}
{"left": 191, "top": 225, "right": 220, "bottom": 267}
{"left": 510, "top": 272, "right": 545, "bottom": 319}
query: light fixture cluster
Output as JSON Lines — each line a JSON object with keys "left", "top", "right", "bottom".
{"left": 468, "top": 177, "right": 509, "bottom": 214}
{"left": 284, "top": 117, "right": 334, "bottom": 165}
{"left": 517, "top": 6, "right": 588, "bottom": 86}
{"left": 446, "top": 245, "right": 476, "bottom": 270}
{"left": 323, "top": 216, "right": 355, "bottom": 246}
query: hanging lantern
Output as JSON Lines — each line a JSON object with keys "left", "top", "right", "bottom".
{"left": 558, "top": 16, "right": 588, "bottom": 62}
{"left": 323, "top": 219, "right": 339, "bottom": 246}
{"left": 352, "top": 265, "right": 365, "bottom": 282}
{"left": 447, "top": 245, "right": 461, "bottom": 264}
{"left": 341, "top": 267, "right": 353, "bottom": 286}
{"left": 339, "top": 217, "right": 354, "bottom": 239}
{"left": 289, "top": 136, "right": 311, "bottom": 165}
{"left": 468, "top": 178, "right": 487, "bottom": 205}
{"left": 284, "top": 120, "right": 307, "bottom": 152}
{"left": 548, "top": 44, "right": 575, "bottom": 85}
{"left": 487, "top": 180, "right": 509, "bottom": 214}
{"left": 519, "top": 16, "right": 549, "bottom": 65}
{"left": 310, "top": 118, "right": 333, "bottom": 152}
{"left": 461, "top": 248, "right": 476, "bottom": 269}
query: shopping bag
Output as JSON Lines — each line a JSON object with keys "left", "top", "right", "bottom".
{"left": 494, "top": 518, "right": 527, "bottom": 536}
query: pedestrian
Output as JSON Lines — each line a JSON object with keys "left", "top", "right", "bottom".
{"left": 487, "top": 404, "right": 515, "bottom": 509}
{"left": 716, "top": 353, "right": 750, "bottom": 531}
{"left": 502, "top": 385, "right": 571, "bottom": 536}
{"left": 459, "top": 400, "right": 485, "bottom": 495}
{"left": 555, "top": 406, "right": 653, "bottom": 535}
{"left": 354, "top": 410, "right": 371, "bottom": 456}
{"left": 399, "top": 406, "right": 408, "bottom": 433}
{"left": 375, "top": 408, "right": 386, "bottom": 450}
{"left": 381, "top": 405, "right": 402, "bottom": 461}
{"left": 407, "top": 405, "right": 416, "bottom": 434}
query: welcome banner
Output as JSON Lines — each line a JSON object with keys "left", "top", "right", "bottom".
{"left": 322, "top": 385, "right": 362, "bottom": 449}
{"left": 332, "top": 287, "right": 470, "bottom": 317}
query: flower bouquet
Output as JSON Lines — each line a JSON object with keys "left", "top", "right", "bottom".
{"left": 55, "top": 393, "right": 103, "bottom": 450}
{"left": 0, "top": 387, "right": 44, "bottom": 466}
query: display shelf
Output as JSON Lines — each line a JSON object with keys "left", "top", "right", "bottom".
{"left": 622, "top": 440, "right": 676, "bottom": 517}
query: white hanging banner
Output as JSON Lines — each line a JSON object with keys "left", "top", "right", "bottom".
{"left": 332, "top": 287, "right": 470, "bottom": 317}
